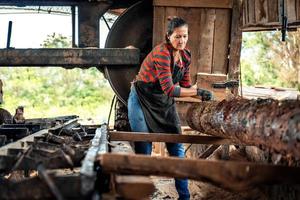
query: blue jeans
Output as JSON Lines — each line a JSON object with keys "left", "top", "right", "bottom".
{"left": 128, "top": 86, "right": 190, "bottom": 200}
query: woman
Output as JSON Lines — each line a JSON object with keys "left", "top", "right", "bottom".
{"left": 128, "top": 17, "right": 212, "bottom": 200}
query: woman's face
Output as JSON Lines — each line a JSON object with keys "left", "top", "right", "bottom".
{"left": 168, "top": 25, "right": 188, "bottom": 50}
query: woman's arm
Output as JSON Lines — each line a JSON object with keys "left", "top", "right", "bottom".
{"left": 178, "top": 87, "right": 197, "bottom": 97}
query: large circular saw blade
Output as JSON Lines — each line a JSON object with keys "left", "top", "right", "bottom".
{"left": 103, "top": 1, "right": 153, "bottom": 105}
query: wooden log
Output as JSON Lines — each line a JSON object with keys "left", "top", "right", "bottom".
{"left": 97, "top": 153, "right": 300, "bottom": 191}
{"left": 186, "top": 99, "right": 300, "bottom": 158}
{"left": 109, "top": 131, "right": 233, "bottom": 145}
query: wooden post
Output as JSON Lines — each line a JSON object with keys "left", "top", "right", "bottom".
{"left": 228, "top": 0, "right": 243, "bottom": 96}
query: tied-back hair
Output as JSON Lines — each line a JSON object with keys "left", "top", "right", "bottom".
{"left": 165, "top": 16, "right": 188, "bottom": 43}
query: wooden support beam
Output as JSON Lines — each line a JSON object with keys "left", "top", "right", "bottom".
{"left": 77, "top": 3, "right": 111, "bottom": 47}
{"left": 98, "top": 153, "right": 300, "bottom": 191}
{"left": 153, "top": 0, "right": 233, "bottom": 8}
{"left": 0, "top": 48, "right": 140, "bottom": 67}
{"left": 109, "top": 131, "right": 233, "bottom": 145}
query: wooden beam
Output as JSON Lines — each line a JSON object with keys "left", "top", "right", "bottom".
{"left": 109, "top": 131, "right": 233, "bottom": 145}
{"left": 0, "top": 48, "right": 140, "bottom": 67}
{"left": 98, "top": 153, "right": 300, "bottom": 191}
{"left": 153, "top": 0, "right": 233, "bottom": 8}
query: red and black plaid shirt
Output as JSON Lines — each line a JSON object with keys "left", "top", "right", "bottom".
{"left": 136, "top": 43, "right": 191, "bottom": 96}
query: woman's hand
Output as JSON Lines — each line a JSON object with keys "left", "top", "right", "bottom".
{"left": 197, "top": 88, "right": 213, "bottom": 101}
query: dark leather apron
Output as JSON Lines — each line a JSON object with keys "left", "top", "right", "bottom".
{"left": 134, "top": 56, "right": 185, "bottom": 134}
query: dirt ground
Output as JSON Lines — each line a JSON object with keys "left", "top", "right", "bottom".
{"left": 151, "top": 177, "right": 266, "bottom": 200}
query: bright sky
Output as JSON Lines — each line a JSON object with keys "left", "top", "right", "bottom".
{"left": 0, "top": 11, "right": 110, "bottom": 48}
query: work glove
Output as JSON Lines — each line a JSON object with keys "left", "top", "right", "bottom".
{"left": 197, "top": 88, "right": 213, "bottom": 101}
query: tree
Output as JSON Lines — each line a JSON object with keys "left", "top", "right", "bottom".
{"left": 241, "top": 29, "right": 300, "bottom": 89}
{"left": 41, "top": 33, "right": 71, "bottom": 48}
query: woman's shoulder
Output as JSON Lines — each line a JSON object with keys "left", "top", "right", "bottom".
{"left": 152, "top": 43, "right": 171, "bottom": 55}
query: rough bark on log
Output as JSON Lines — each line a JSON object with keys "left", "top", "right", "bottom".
{"left": 186, "top": 99, "right": 300, "bottom": 158}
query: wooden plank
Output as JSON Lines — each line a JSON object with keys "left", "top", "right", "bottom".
{"left": 197, "top": 73, "right": 227, "bottom": 100}
{"left": 255, "top": 0, "right": 268, "bottom": 23}
{"left": 175, "top": 97, "right": 201, "bottom": 103}
{"left": 248, "top": 0, "right": 256, "bottom": 23}
{"left": 109, "top": 131, "right": 233, "bottom": 145}
{"left": 0, "top": 48, "right": 140, "bottom": 67}
{"left": 199, "top": 9, "right": 216, "bottom": 73}
{"left": 98, "top": 153, "right": 300, "bottom": 191}
{"left": 267, "top": 0, "right": 279, "bottom": 22}
{"left": 287, "top": 0, "right": 297, "bottom": 21}
{"left": 298, "top": 0, "right": 300, "bottom": 20}
{"left": 212, "top": 9, "right": 231, "bottom": 74}
{"left": 153, "top": 0, "right": 233, "bottom": 8}
{"left": 153, "top": 6, "right": 166, "bottom": 46}
{"left": 228, "top": 0, "right": 243, "bottom": 96}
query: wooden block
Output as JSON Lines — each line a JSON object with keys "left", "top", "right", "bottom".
{"left": 153, "top": 0, "right": 233, "bottom": 8}
{"left": 115, "top": 175, "right": 155, "bottom": 200}
{"left": 197, "top": 73, "right": 227, "bottom": 100}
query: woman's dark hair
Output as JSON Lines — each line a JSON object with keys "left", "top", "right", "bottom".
{"left": 165, "top": 16, "right": 188, "bottom": 42}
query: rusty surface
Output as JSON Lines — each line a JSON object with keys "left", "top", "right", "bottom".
{"left": 187, "top": 99, "right": 300, "bottom": 158}
{"left": 0, "top": 48, "right": 140, "bottom": 67}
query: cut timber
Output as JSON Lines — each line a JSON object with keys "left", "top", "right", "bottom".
{"left": 97, "top": 153, "right": 300, "bottom": 191}
{"left": 110, "top": 140, "right": 155, "bottom": 199}
{"left": 153, "top": 0, "right": 233, "bottom": 8}
{"left": 197, "top": 73, "right": 227, "bottom": 100}
{"left": 114, "top": 175, "right": 154, "bottom": 200}
{"left": 0, "top": 48, "right": 140, "bottom": 67}
{"left": 109, "top": 131, "right": 233, "bottom": 145}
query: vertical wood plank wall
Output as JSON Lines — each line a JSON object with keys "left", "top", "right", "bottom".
{"left": 153, "top": 5, "right": 231, "bottom": 83}
{"left": 242, "top": 0, "right": 300, "bottom": 31}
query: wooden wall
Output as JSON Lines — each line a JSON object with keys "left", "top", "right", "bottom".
{"left": 153, "top": 0, "right": 232, "bottom": 83}
{"left": 242, "top": 0, "right": 300, "bottom": 31}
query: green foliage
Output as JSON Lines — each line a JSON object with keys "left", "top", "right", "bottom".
{"left": 241, "top": 30, "right": 300, "bottom": 89}
{"left": 0, "top": 33, "right": 114, "bottom": 122}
